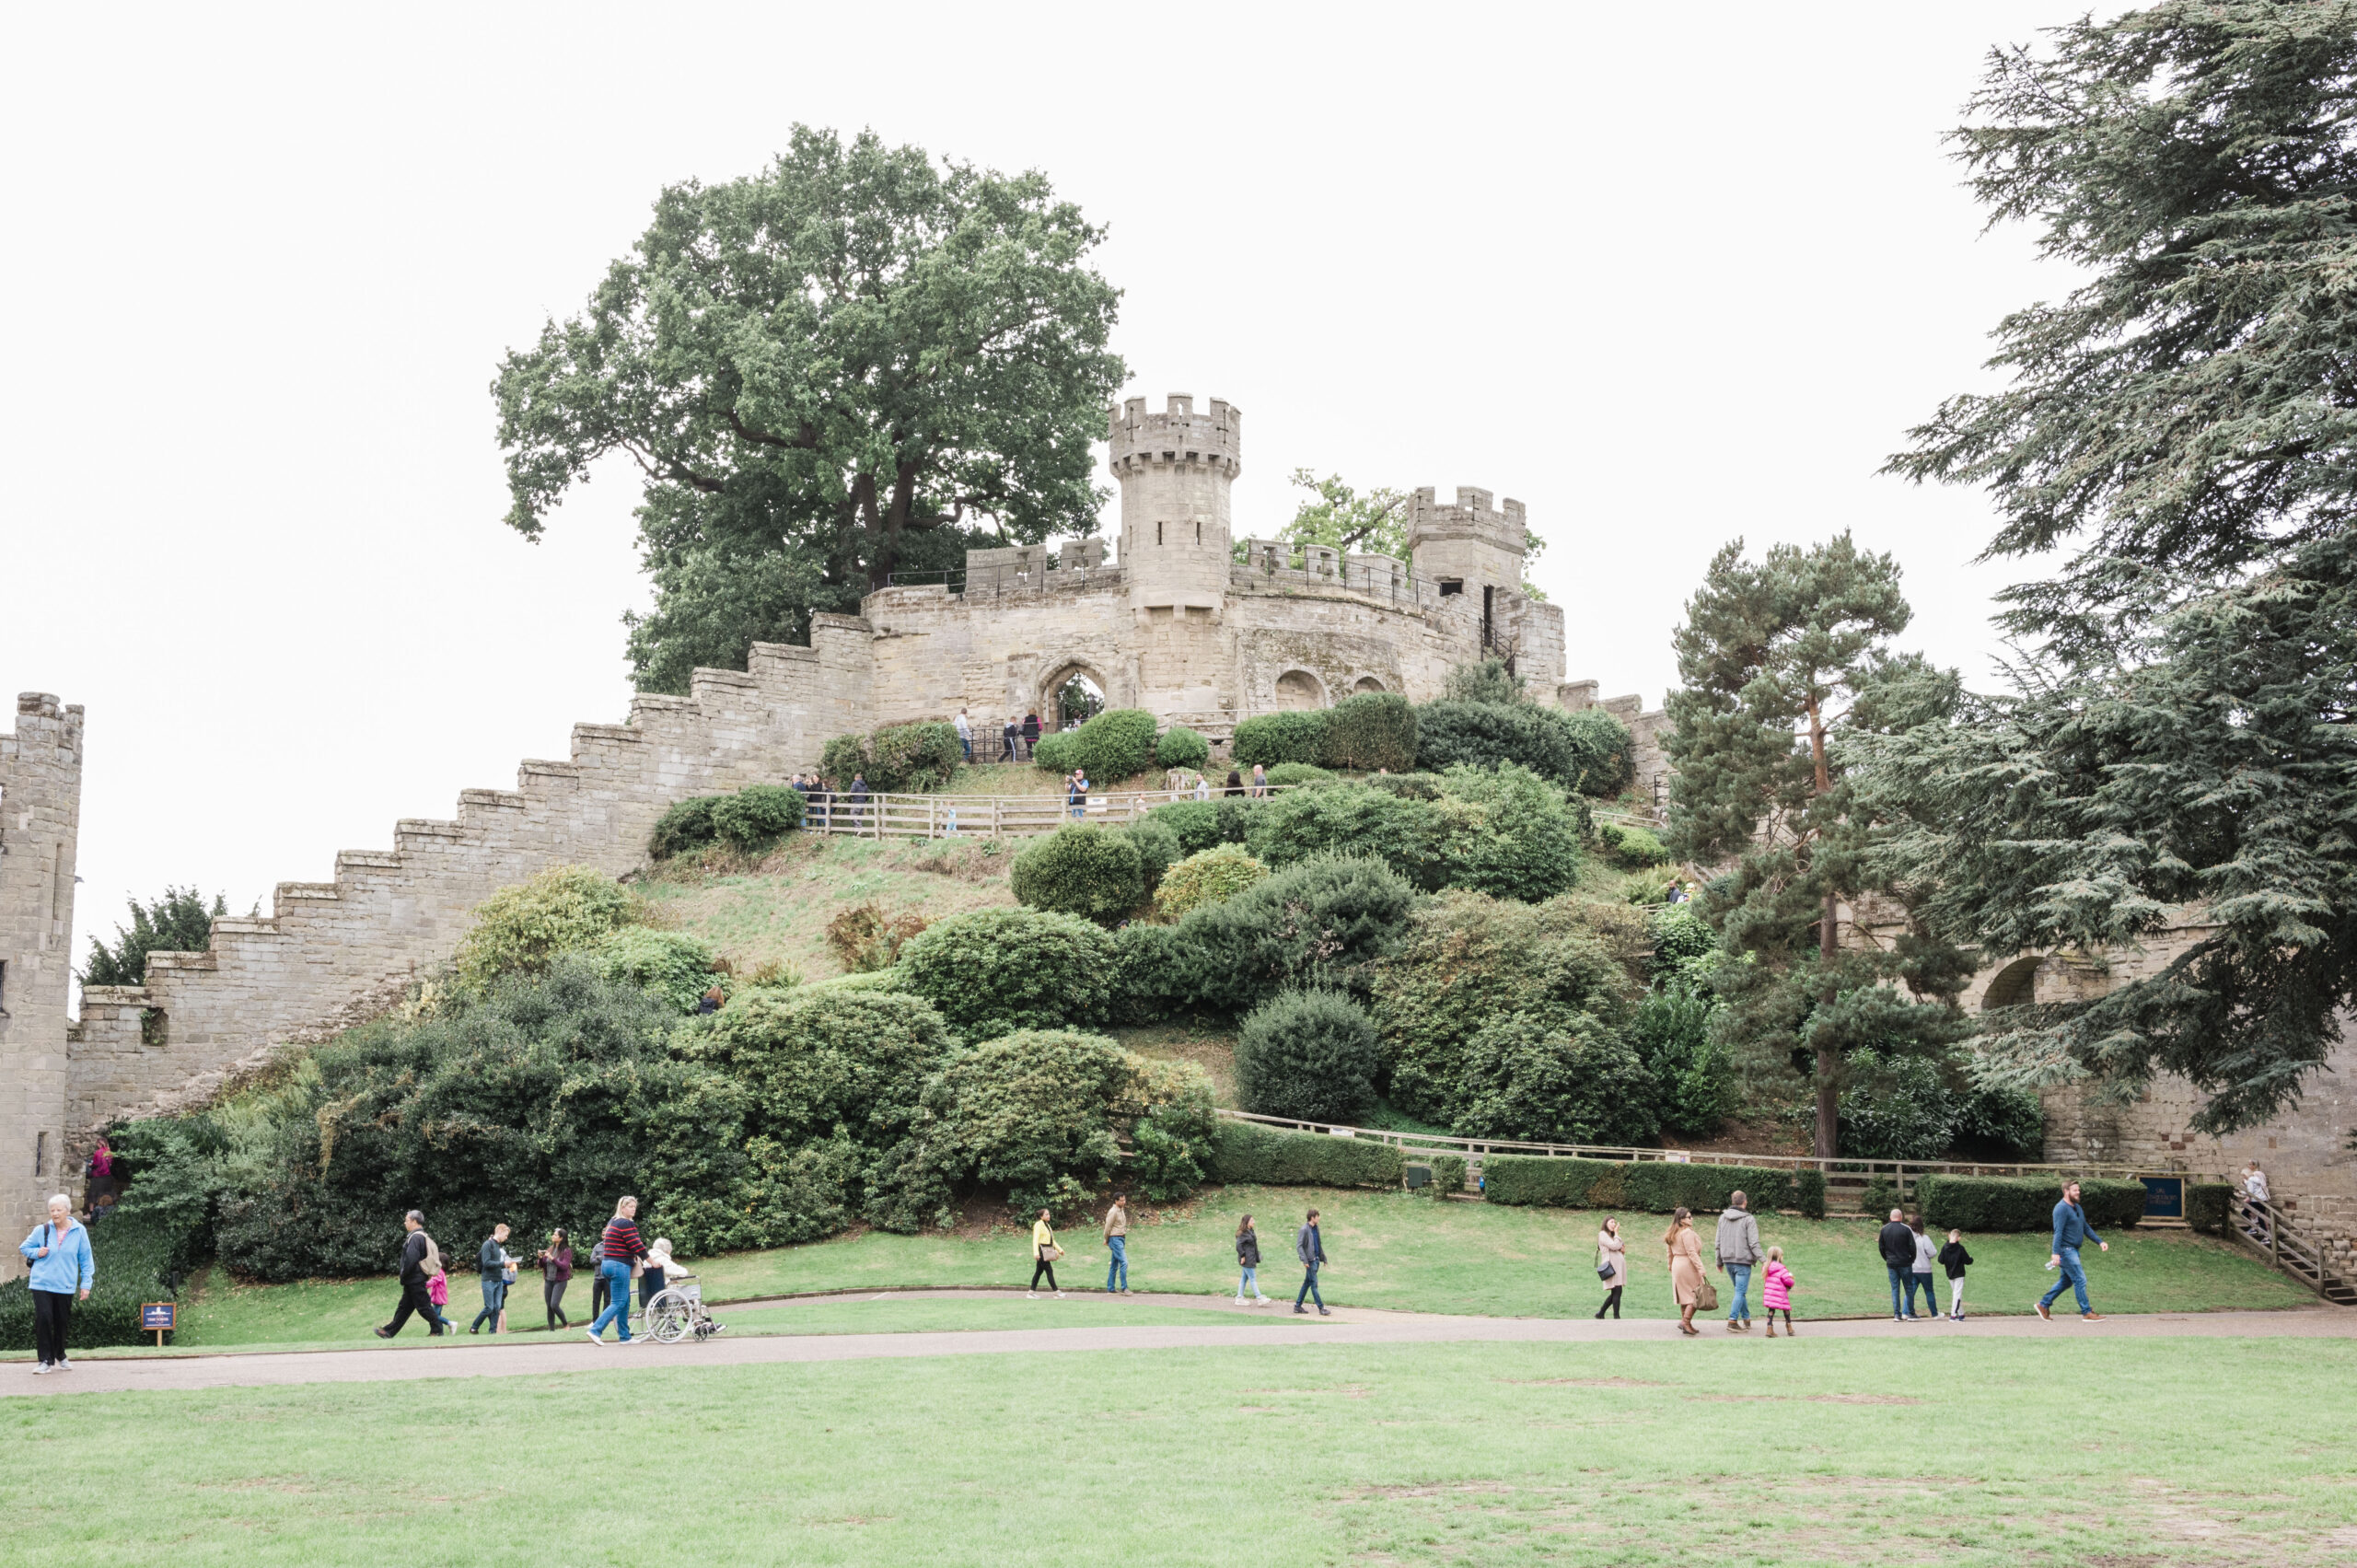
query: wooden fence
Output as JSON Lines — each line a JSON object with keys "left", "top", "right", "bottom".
{"left": 801, "top": 783, "right": 1303, "bottom": 840}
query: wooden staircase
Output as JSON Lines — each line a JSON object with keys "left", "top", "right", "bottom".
{"left": 2223, "top": 1202, "right": 2357, "bottom": 1306}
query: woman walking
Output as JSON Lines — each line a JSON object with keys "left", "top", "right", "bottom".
{"left": 1908, "top": 1214, "right": 1938, "bottom": 1320}
{"left": 1028, "top": 1208, "right": 1064, "bottom": 1298}
{"left": 1665, "top": 1207, "right": 1704, "bottom": 1335}
{"left": 19, "top": 1194, "right": 94, "bottom": 1374}
{"left": 1224, "top": 768, "right": 1245, "bottom": 798}
{"left": 586, "top": 1195, "right": 646, "bottom": 1345}
{"left": 538, "top": 1228, "right": 574, "bottom": 1331}
{"left": 1594, "top": 1215, "right": 1627, "bottom": 1319}
{"left": 1234, "top": 1214, "right": 1270, "bottom": 1305}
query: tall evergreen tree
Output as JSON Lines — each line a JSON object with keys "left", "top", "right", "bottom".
{"left": 1881, "top": 3, "right": 2357, "bottom": 1130}
{"left": 83, "top": 887, "right": 226, "bottom": 987}
{"left": 493, "top": 125, "right": 1125, "bottom": 692}
{"left": 1664, "top": 536, "right": 1972, "bottom": 1158}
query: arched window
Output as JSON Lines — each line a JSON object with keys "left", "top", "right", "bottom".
{"left": 1353, "top": 676, "right": 1387, "bottom": 693}
{"left": 1274, "top": 670, "right": 1326, "bottom": 710}
{"left": 1053, "top": 672, "right": 1106, "bottom": 730}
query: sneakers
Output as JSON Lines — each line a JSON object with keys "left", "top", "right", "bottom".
{"left": 1254, "top": 1295, "right": 1271, "bottom": 1304}
{"left": 30, "top": 1364, "right": 49, "bottom": 1376}
{"left": 1053, "top": 1291, "right": 1064, "bottom": 1299}
{"left": 375, "top": 1327, "right": 395, "bottom": 1340}
{"left": 1027, "top": 1292, "right": 1039, "bottom": 1299}
{"left": 1294, "top": 1306, "right": 1309, "bottom": 1315}
{"left": 585, "top": 1330, "right": 604, "bottom": 1345}
{"left": 1234, "top": 1295, "right": 1248, "bottom": 1305}
{"left": 56, "top": 1359, "right": 70, "bottom": 1371}
{"left": 1318, "top": 1307, "right": 1331, "bottom": 1316}
{"left": 1891, "top": 1314, "right": 1904, "bottom": 1323}
{"left": 2036, "top": 1301, "right": 2053, "bottom": 1321}
{"left": 2080, "top": 1312, "right": 2106, "bottom": 1322}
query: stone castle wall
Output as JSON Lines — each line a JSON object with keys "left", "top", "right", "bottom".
{"left": 1, "top": 694, "right": 84, "bottom": 1254}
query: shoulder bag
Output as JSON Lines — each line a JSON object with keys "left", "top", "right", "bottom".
{"left": 1695, "top": 1274, "right": 1719, "bottom": 1313}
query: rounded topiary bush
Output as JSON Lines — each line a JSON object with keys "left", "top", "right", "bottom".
{"left": 1234, "top": 988, "right": 1380, "bottom": 1123}
{"left": 711, "top": 784, "right": 804, "bottom": 851}
{"left": 1044, "top": 707, "right": 1157, "bottom": 780}
{"left": 1263, "top": 762, "right": 1337, "bottom": 788}
{"left": 1154, "top": 842, "right": 1271, "bottom": 920}
{"left": 1320, "top": 691, "right": 1417, "bottom": 772}
{"left": 453, "top": 865, "right": 638, "bottom": 993}
{"left": 1121, "top": 819, "right": 1181, "bottom": 896}
{"left": 649, "top": 795, "right": 722, "bottom": 860}
{"left": 1175, "top": 854, "right": 1418, "bottom": 1012}
{"left": 586, "top": 927, "right": 721, "bottom": 1013}
{"left": 895, "top": 906, "right": 1117, "bottom": 1040}
{"left": 1030, "top": 731, "right": 1079, "bottom": 772}
{"left": 1010, "top": 824, "right": 1146, "bottom": 924}
{"left": 1155, "top": 725, "right": 1210, "bottom": 771}
{"left": 1232, "top": 710, "right": 1330, "bottom": 767}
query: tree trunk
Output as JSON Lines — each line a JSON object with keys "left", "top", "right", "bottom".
{"left": 1807, "top": 692, "right": 1839, "bottom": 1159}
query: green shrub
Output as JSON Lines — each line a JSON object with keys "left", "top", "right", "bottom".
{"left": 1445, "top": 656, "right": 1525, "bottom": 704}
{"left": 1410, "top": 1151, "right": 1469, "bottom": 1196}
{"left": 1204, "top": 1120, "right": 1405, "bottom": 1188}
{"left": 825, "top": 721, "right": 964, "bottom": 793}
{"left": 1838, "top": 1049, "right": 2046, "bottom": 1163}
{"left": 1150, "top": 799, "right": 1226, "bottom": 856}
{"left": 711, "top": 784, "right": 804, "bottom": 851}
{"left": 1154, "top": 843, "right": 1270, "bottom": 921}
{"left": 1481, "top": 1156, "right": 1827, "bottom": 1219}
{"left": 1107, "top": 922, "right": 1187, "bottom": 1026}
{"left": 1916, "top": 1175, "right": 2145, "bottom": 1233}
{"left": 451, "top": 865, "right": 638, "bottom": 993}
{"left": 1263, "top": 762, "right": 1338, "bottom": 788}
{"left": 693, "top": 987, "right": 956, "bottom": 1152}
{"left": 1321, "top": 691, "right": 1417, "bottom": 772}
{"left": 1648, "top": 906, "right": 1717, "bottom": 981}
{"left": 1370, "top": 891, "right": 1642, "bottom": 1123}
{"left": 649, "top": 795, "right": 723, "bottom": 860}
{"left": 1858, "top": 1177, "right": 1904, "bottom": 1218}
{"left": 1415, "top": 703, "right": 1635, "bottom": 797}
{"left": 1155, "top": 726, "right": 1211, "bottom": 771}
{"left": 1010, "top": 825, "right": 1145, "bottom": 924}
{"left": 1630, "top": 982, "right": 1734, "bottom": 1137}
{"left": 1246, "top": 784, "right": 1446, "bottom": 884}
{"left": 1122, "top": 819, "right": 1181, "bottom": 896}
{"left": 2188, "top": 1182, "right": 2234, "bottom": 1235}
{"left": 1174, "top": 854, "right": 1418, "bottom": 1013}
{"left": 895, "top": 907, "right": 1117, "bottom": 1040}
{"left": 1366, "top": 771, "right": 1445, "bottom": 800}
{"left": 1234, "top": 989, "right": 1381, "bottom": 1123}
{"left": 1432, "top": 763, "right": 1584, "bottom": 902}
{"left": 585, "top": 927, "right": 721, "bottom": 1013}
{"left": 1444, "top": 1014, "right": 1658, "bottom": 1145}
{"left": 1560, "top": 708, "right": 1637, "bottom": 797}
{"left": 1043, "top": 707, "right": 1158, "bottom": 780}
{"left": 912, "top": 1030, "right": 1214, "bottom": 1217}
{"left": 0, "top": 1200, "right": 187, "bottom": 1352}
{"left": 1232, "top": 710, "right": 1330, "bottom": 767}
{"left": 1597, "top": 820, "right": 1668, "bottom": 866}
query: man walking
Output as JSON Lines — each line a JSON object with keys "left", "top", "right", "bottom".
{"left": 1714, "top": 1190, "right": 1762, "bottom": 1332}
{"left": 1877, "top": 1207, "right": 1918, "bottom": 1321}
{"left": 587, "top": 1195, "right": 647, "bottom": 1344}
{"left": 1294, "top": 1207, "right": 1329, "bottom": 1316}
{"left": 2037, "top": 1179, "right": 2110, "bottom": 1322}
{"left": 470, "top": 1222, "right": 513, "bottom": 1334}
{"left": 376, "top": 1210, "right": 443, "bottom": 1339}
{"left": 1103, "top": 1192, "right": 1131, "bottom": 1294}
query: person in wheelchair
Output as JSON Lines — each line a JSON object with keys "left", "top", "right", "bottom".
{"left": 640, "top": 1240, "right": 724, "bottom": 1343}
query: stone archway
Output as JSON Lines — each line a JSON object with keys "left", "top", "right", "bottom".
{"left": 1039, "top": 661, "right": 1110, "bottom": 732}
{"left": 1978, "top": 955, "right": 2045, "bottom": 1013}
{"left": 1352, "top": 675, "right": 1387, "bottom": 694}
{"left": 1274, "top": 669, "right": 1327, "bottom": 710}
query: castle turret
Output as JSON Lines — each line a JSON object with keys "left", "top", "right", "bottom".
{"left": 1, "top": 692, "right": 83, "bottom": 1274}
{"left": 1405, "top": 486, "right": 1528, "bottom": 598}
{"left": 1109, "top": 394, "right": 1239, "bottom": 621}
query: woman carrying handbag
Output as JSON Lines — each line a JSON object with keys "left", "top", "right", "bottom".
{"left": 1665, "top": 1208, "right": 1708, "bottom": 1335}
{"left": 1594, "top": 1216, "right": 1627, "bottom": 1319}
{"left": 1028, "top": 1208, "right": 1064, "bottom": 1298}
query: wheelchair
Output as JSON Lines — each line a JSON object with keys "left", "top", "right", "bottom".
{"left": 641, "top": 1277, "right": 725, "bottom": 1345}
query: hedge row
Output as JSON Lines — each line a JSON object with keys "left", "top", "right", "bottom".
{"left": 0, "top": 1213, "right": 180, "bottom": 1352}
{"left": 1480, "top": 1156, "right": 1829, "bottom": 1219}
{"left": 1407, "top": 1152, "right": 1469, "bottom": 1197}
{"left": 1204, "top": 1121, "right": 1405, "bottom": 1189}
{"left": 2188, "top": 1182, "right": 2234, "bottom": 1236}
{"left": 1916, "top": 1175, "right": 2145, "bottom": 1233}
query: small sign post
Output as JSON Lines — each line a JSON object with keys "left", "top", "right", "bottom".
{"left": 140, "top": 1302, "right": 176, "bottom": 1349}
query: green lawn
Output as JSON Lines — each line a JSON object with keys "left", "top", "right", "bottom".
{"left": 118, "top": 1187, "right": 2309, "bottom": 1357}
{"left": 7, "top": 1336, "right": 2354, "bottom": 1565}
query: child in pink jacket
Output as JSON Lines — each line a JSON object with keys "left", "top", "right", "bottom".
{"left": 1761, "top": 1246, "right": 1795, "bottom": 1336}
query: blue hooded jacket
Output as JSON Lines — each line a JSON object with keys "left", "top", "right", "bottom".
{"left": 18, "top": 1219, "right": 95, "bottom": 1294}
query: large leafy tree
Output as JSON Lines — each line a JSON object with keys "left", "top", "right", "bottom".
{"left": 1664, "top": 537, "right": 1972, "bottom": 1157}
{"left": 1880, "top": 3, "right": 2357, "bottom": 1131}
{"left": 83, "top": 887, "right": 226, "bottom": 987}
{"left": 494, "top": 125, "right": 1125, "bottom": 691}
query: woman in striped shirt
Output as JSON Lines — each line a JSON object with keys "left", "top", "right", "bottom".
{"left": 587, "top": 1196, "right": 647, "bottom": 1344}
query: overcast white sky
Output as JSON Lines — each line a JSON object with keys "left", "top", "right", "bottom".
{"left": 3, "top": 2, "right": 2082, "bottom": 981}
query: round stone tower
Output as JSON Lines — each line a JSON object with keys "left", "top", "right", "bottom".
{"left": 1109, "top": 393, "right": 1240, "bottom": 621}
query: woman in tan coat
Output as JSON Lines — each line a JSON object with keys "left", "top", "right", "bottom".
{"left": 1665, "top": 1207, "right": 1704, "bottom": 1335}
{"left": 1594, "top": 1217, "right": 1627, "bottom": 1319}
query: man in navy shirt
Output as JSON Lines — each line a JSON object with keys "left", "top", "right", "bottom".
{"left": 2037, "top": 1179, "right": 2110, "bottom": 1322}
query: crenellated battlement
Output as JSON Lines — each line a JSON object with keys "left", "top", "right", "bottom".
{"left": 1108, "top": 393, "right": 1241, "bottom": 477}
{"left": 1405, "top": 485, "right": 1529, "bottom": 544}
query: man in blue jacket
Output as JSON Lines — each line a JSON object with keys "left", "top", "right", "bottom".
{"left": 2037, "top": 1180, "right": 2110, "bottom": 1322}
{"left": 18, "top": 1193, "right": 95, "bottom": 1375}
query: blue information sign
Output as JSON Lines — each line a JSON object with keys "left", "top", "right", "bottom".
{"left": 140, "top": 1302, "right": 177, "bottom": 1330}
{"left": 2140, "top": 1176, "right": 2185, "bottom": 1219}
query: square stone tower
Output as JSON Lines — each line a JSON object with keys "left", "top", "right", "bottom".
{"left": 1, "top": 692, "right": 83, "bottom": 1274}
{"left": 1109, "top": 393, "right": 1241, "bottom": 715}
{"left": 1405, "top": 486, "right": 1533, "bottom": 656}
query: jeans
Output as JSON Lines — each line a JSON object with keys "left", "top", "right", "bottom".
{"left": 1907, "top": 1272, "right": 1938, "bottom": 1317}
{"left": 1887, "top": 1265, "right": 1910, "bottom": 1317}
{"left": 1105, "top": 1236, "right": 1127, "bottom": 1292}
{"left": 1725, "top": 1262, "right": 1752, "bottom": 1320}
{"left": 960, "top": 736, "right": 972, "bottom": 761}
{"left": 471, "top": 1277, "right": 506, "bottom": 1332}
{"left": 1296, "top": 1264, "right": 1324, "bottom": 1309}
{"left": 31, "top": 1289, "right": 73, "bottom": 1364}
{"left": 589, "top": 1260, "right": 635, "bottom": 1341}
{"left": 2040, "top": 1247, "right": 2093, "bottom": 1314}
{"left": 1238, "top": 1265, "right": 1259, "bottom": 1298}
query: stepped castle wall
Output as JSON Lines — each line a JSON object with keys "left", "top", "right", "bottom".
{"left": 6, "top": 391, "right": 2343, "bottom": 1270}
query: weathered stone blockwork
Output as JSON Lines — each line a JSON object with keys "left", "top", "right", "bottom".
{"left": 1, "top": 694, "right": 83, "bottom": 1260}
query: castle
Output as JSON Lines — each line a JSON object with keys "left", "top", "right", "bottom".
{"left": 5, "top": 393, "right": 2351, "bottom": 1274}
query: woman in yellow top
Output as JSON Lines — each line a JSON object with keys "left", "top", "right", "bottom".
{"left": 1028, "top": 1208, "right": 1063, "bottom": 1298}
{"left": 1664, "top": 1207, "right": 1704, "bottom": 1336}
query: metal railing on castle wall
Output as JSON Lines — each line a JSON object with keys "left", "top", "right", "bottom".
{"left": 802, "top": 783, "right": 1306, "bottom": 840}
{"left": 1213, "top": 1109, "right": 2213, "bottom": 1196}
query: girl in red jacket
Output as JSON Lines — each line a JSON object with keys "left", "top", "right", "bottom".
{"left": 1760, "top": 1246, "right": 1796, "bottom": 1337}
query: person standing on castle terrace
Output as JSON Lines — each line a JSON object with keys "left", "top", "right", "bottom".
{"left": 848, "top": 772, "right": 869, "bottom": 827}
{"left": 2037, "top": 1180, "right": 2108, "bottom": 1321}
{"left": 1021, "top": 712, "right": 1040, "bottom": 759}
{"left": 955, "top": 707, "right": 972, "bottom": 761}
{"left": 1002, "top": 717, "right": 1019, "bottom": 764}
{"left": 20, "top": 1193, "right": 94, "bottom": 1373}
{"left": 1249, "top": 763, "right": 1269, "bottom": 798}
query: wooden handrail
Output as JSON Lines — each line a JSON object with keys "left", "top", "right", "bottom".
{"left": 2222, "top": 1196, "right": 2352, "bottom": 1302}
{"left": 798, "top": 782, "right": 1308, "bottom": 839}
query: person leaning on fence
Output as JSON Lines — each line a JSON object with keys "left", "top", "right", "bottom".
{"left": 848, "top": 772, "right": 870, "bottom": 825}
{"left": 20, "top": 1193, "right": 94, "bottom": 1373}
{"left": 1714, "top": 1191, "right": 1762, "bottom": 1332}
{"left": 587, "top": 1195, "right": 647, "bottom": 1345}
{"left": 1294, "top": 1208, "right": 1329, "bottom": 1316}
{"left": 377, "top": 1209, "right": 443, "bottom": 1340}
